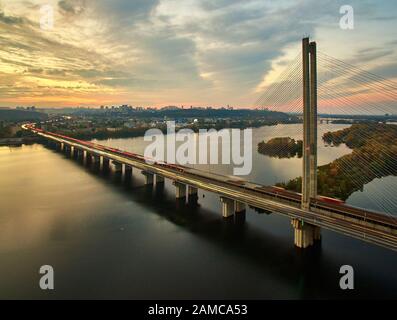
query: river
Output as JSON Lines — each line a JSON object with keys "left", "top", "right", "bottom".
{"left": 0, "top": 123, "right": 396, "bottom": 299}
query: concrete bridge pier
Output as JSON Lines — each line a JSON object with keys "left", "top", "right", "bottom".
{"left": 84, "top": 151, "right": 92, "bottom": 165}
{"left": 291, "top": 219, "right": 321, "bottom": 249}
{"left": 188, "top": 186, "right": 198, "bottom": 196}
{"left": 60, "top": 142, "right": 64, "bottom": 152}
{"left": 174, "top": 182, "right": 186, "bottom": 199}
{"left": 123, "top": 164, "right": 133, "bottom": 179}
{"left": 73, "top": 147, "right": 80, "bottom": 159}
{"left": 156, "top": 175, "right": 164, "bottom": 184}
{"left": 92, "top": 154, "right": 100, "bottom": 167}
{"left": 63, "top": 144, "right": 70, "bottom": 155}
{"left": 234, "top": 201, "right": 246, "bottom": 223}
{"left": 101, "top": 157, "right": 110, "bottom": 171}
{"left": 112, "top": 161, "right": 122, "bottom": 173}
{"left": 142, "top": 171, "right": 154, "bottom": 185}
{"left": 220, "top": 196, "right": 235, "bottom": 218}
{"left": 76, "top": 148, "right": 84, "bottom": 160}
{"left": 235, "top": 201, "right": 246, "bottom": 214}
{"left": 73, "top": 147, "right": 82, "bottom": 159}
{"left": 187, "top": 186, "right": 198, "bottom": 204}
{"left": 220, "top": 197, "right": 247, "bottom": 221}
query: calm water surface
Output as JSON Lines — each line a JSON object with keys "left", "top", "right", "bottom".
{"left": 0, "top": 123, "right": 396, "bottom": 299}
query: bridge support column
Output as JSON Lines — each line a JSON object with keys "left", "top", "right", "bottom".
{"left": 65, "top": 145, "right": 71, "bottom": 156}
{"left": 124, "top": 164, "right": 132, "bottom": 178}
{"left": 70, "top": 146, "right": 75, "bottom": 158}
{"left": 291, "top": 219, "right": 321, "bottom": 249}
{"left": 220, "top": 196, "right": 235, "bottom": 218}
{"left": 235, "top": 201, "right": 246, "bottom": 214}
{"left": 174, "top": 182, "right": 186, "bottom": 199}
{"left": 113, "top": 161, "right": 122, "bottom": 173}
{"left": 301, "top": 37, "right": 318, "bottom": 210}
{"left": 156, "top": 175, "right": 164, "bottom": 184}
{"left": 314, "top": 226, "right": 321, "bottom": 242}
{"left": 187, "top": 186, "right": 198, "bottom": 204}
{"left": 75, "top": 148, "right": 80, "bottom": 159}
{"left": 309, "top": 41, "right": 318, "bottom": 200}
{"left": 84, "top": 151, "right": 92, "bottom": 165}
{"left": 92, "top": 155, "right": 100, "bottom": 166}
{"left": 142, "top": 171, "right": 154, "bottom": 185}
{"left": 102, "top": 157, "right": 110, "bottom": 171}
{"left": 76, "top": 148, "right": 83, "bottom": 160}
{"left": 74, "top": 148, "right": 79, "bottom": 158}
{"left": 188, "top": 186, "right": 198, "bottom": 196}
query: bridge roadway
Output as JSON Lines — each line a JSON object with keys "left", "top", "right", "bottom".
{"left": 26, "top": 125, "right": 397, "bottom": 251}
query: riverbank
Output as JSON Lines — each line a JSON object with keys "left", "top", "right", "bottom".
{"left": 45, "top": 119, "right": 301, "bottom": 141}
{"left": 0, "top": 137, "right": 41, "bottom": 146}
{"left": 277, "top": 123, "right": 397, "bottom": 200}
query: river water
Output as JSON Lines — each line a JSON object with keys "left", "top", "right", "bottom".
{"left": 0, "top": 123, "right": 396, "bottom": 299}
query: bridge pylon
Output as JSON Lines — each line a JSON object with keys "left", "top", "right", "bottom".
{"left": 293, "top": 37, "right": 320, "bottom": 249}
{"left": 302, "top": 37, "right": 318, "bottom": 210}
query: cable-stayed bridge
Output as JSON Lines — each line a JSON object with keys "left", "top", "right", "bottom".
{"left": 24, "top": 38, "right": 397, "bottom": 251}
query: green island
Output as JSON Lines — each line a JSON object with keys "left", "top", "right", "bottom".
{"left": 275, "top": 123, "right": 397, "bottom": 200}
{"left": 258, "top": 137, "right": 303, "bottom": 158}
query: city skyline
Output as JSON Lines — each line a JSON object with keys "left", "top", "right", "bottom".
{"left": 0, "top": 0, "right": 397, "bottom": 110}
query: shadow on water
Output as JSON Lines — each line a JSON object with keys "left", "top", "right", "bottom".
{"left": 45, "top": 144, "right": 397, "bottom": 299}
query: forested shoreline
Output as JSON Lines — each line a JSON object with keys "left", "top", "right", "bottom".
{"left": 276, "top": 123, "right": 397, "bottom": 200}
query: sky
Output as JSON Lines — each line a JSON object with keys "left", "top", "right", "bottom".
{"left": 0, "top": 0, "right": 397, "bottom": 110}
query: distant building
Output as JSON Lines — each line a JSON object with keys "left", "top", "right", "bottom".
{"left": 161, "top": 105, "right": 180, "bottom": 110}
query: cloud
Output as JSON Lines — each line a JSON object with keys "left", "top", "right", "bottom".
{"left": 353, "top": 47, "right": 395, "bottom": 63}
{"left": 58, "top": 0, "right": 85, "bottom": 15}
{"left": 0, "top": 11, "right": 24, "bottom": 25}
{"left": 370, "top": 63, "right": 397, "bottom": 79}
{"left": 0, "top": 0, "right": 396, "bottom": 109}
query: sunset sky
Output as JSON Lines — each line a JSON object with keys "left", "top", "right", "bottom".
{"left": 0, "top": 0, "right": 397, "bottom": 110}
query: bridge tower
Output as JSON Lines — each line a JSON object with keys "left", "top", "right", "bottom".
{"left": 292, "top": 37, "right": 320, "bottom": 249}
{"left": 302, "top": 37, "right": 318, "bottom": 210}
